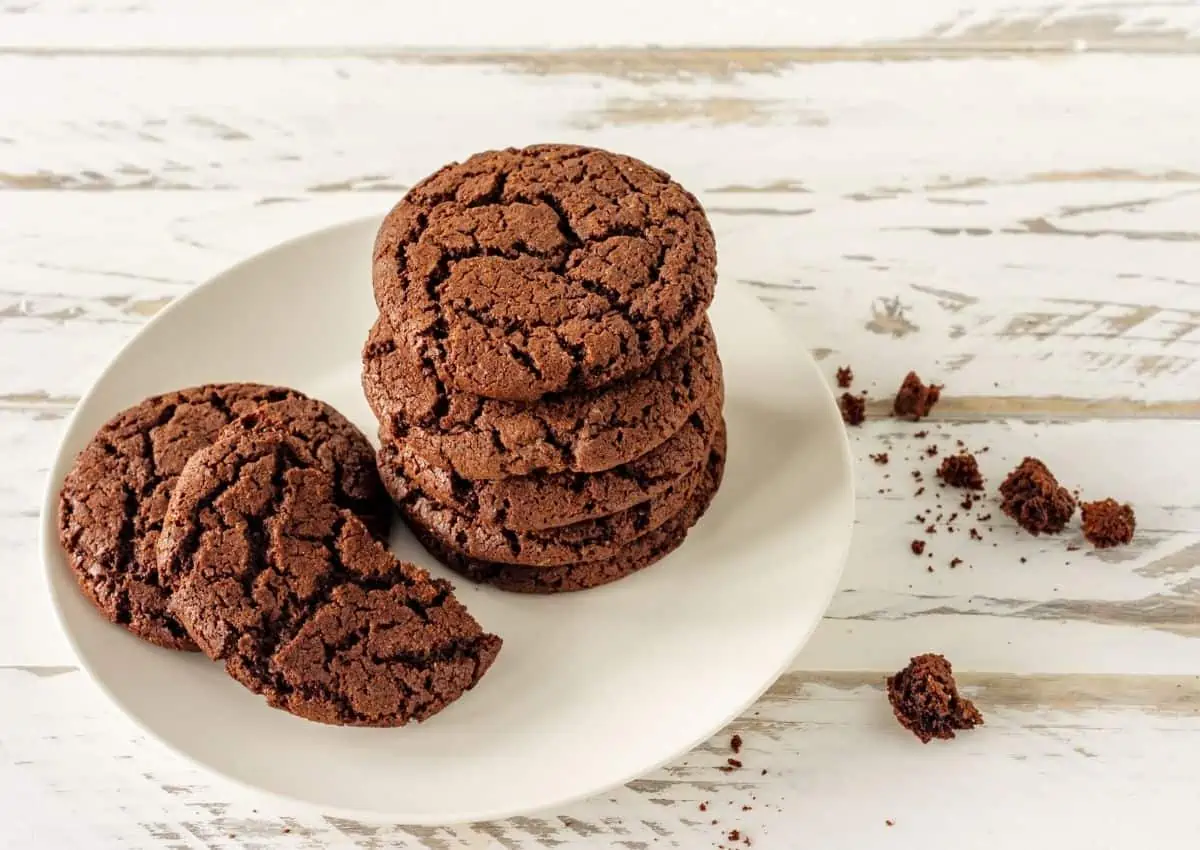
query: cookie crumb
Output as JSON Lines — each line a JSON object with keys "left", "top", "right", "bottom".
{"left": 728, "top": 830, "right": 740, "bottom": 842}
{"left": 870, "top": 452, "right": 889, "bottom": 465}
{"left": 915, "top": 486, "right": 925, "bottom": 496}
{"left": 727, "top": 758, "right": 742, "bottom": 769}
{"left": 924, "top": 445, "right": 939, "bottom": 457}
{"left": 730, "top": 733, "right": 743, "bottom": 754}
{"left": 1081, "top": 499, "right": 1135, "bottom": 548}
{"left": 760, "top": 768, "right": 767, "bottom": 776}
{"left": 893, "top": 372, "right": 943, "bottom": 421}
{"left": 886, "top": 653, "right": 983, "bottom": 743}
{"left": 886, "top": 819, "right": 895, "bottom": 827}
{"left": 840, "top": 392, "right": 866, "bottom": 426}
{"left": 969, "top": 528, "right": 982, "bottom": 541}
{"left": 911, "top": 540, "right": 926, "bottom": 555}
{"left": 950, "top": 557, "right": 962, "bottom": 568}
{"left": 915, "top": 430, "right": 928, "bottom": 438}
{"left": 999, "top": 457, "right": 1076, "bottom": 535}
{"left": 937, "top": 452, "right": 984, "bottom": 490}
{"left": 836, "top": 366, "right": 854, "bottom": 388}
{"left": 700, "top": 802, "right": 708, "bottom": 812}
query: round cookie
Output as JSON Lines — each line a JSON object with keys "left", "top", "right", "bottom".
{"left": 363, "top": 316, "right": 721, "bottom": 480}
{"left": 377, "top": 385, "right": 722, "bottom": 531}
{"left": 390, "top": 451, "right": 706, "bottom": 567}
{"left": 58, "top": 383, "right": 307, "bottom": 650}
{"left": 416, "top": 427, "right": 726, "bottom": 593}
{"left": 158, "top": 426, "right": 501, "bottom": 727}
{"left": 373, "top": 143, "right": 717, "bottom": 401}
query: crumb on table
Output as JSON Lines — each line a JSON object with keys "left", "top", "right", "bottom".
{"left": 1081, "top": 498, "right": 1135, "bottom": 548}
{"left": 836, "top": 365, "right": 854, "bottom": 388}
{"left": 938, "top": 452, "right": 984, "bottom": 490}
{"left": 886, "top": 653, "right": 983, "bottom": 743}
{"left": 892, "top": 372, "right": 942, "bottom": 421}
{"left": 840, "top": 392, "right": 866, "bottom": 426}
{"left": 999, "top": 457, "right": 1076, "bottom": 535}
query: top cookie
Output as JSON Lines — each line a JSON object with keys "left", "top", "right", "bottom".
{"left": 58, "top": 383, "right": 304, "bottom": 650}
{"left": 372, "top": 144, "right": 717, "bottom": 401}
{"left": 158, "top": 426, "right": 500, "bottom": 726}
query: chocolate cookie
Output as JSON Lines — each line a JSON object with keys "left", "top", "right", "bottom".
{"left": 416, "top": 427, "right": 725, "bottom": 593}
{"left": 58, "top": 383, "right": 309, "bottom": 650}
{"left": 158, "top": 426, "right": 501, "bottom": 726}
{"left": 377, "top": 386, "right": 722, "bottom": 531}
{"left": 372, "top": 144, "right": 717, "bottom": 402}
{"left": 215, "top": 398, "right": 393, "bottom": 540}
{"left": 392, "top": 451, "right": 706, "bottom": 567}
{"left": 363, "top": 316, "right": 721, "bottom": 480}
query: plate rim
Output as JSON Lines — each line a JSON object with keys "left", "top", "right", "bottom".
{"left": 38, "top": 214, "right": 856, "bottom": 823}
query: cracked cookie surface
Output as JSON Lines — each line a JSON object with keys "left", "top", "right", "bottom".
{"left": 415, "top": 427, "right": 725, "bottom": 593}
{"left": 58, "top": 383, "right": 309, "bottom": 650}
{"left": 158, "top": 426, "right": 500, "bottom": 726}
{"left": 377, "top": 385, "right": 722, "bottom": 532}
{"left": 363, "top": 316, "right": 721, "bottom": 480}
{"left": 372, "top": 144, "right": 717, "bottom": 401}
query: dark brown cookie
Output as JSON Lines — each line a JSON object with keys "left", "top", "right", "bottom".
{"left": 415, "top": 426, "right": 725, "bottom": 593}
{"left": 58, "top": 383, "right": 308, "bottom": 650}
{"left": 216, "top": 398, "right": 393, "bottom": 541}
{"left": 158, "top": 426, "right": 500, "bottom": 727}
{"left": 363, "top": 315, "right": 721, "bottom": 480}
{"left": 372, "top": 144, "right": 717, "bottom": 402}
{"left": 377, "top": 385, "right": 722, "bottom": 532}
{"left": 393, "top": 452, "right": 706, "bottom": 567}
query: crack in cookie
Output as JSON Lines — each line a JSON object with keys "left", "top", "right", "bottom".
{"left": 158, "top": 426, "right": 500, "bottom": 727}
{"left": 372, "top": 144, "right": 717, "bottom": 401}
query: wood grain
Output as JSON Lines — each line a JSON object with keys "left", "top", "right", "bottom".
{"left": 5, "top": 3, "right": 1200, "bottom": 844}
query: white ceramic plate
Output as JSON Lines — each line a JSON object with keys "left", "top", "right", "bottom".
{"left": 40, "top": 217, "right": 854, "bottom": 824}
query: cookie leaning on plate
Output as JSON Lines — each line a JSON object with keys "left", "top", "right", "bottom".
{"left": 58, "top": 383, "right": 311, "bottom": 650}
{"left": 372, "top": 143, "right": 717, "bottom": 402}
{"left": 363, "top": 316, "right": 721, "bottom": 480}
{"left": 157, "top": 423, "right": 500, "bottom": 727}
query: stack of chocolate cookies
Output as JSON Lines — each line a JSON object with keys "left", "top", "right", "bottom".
{"left": 363, "top": 144, "right": 726, "bottom": 593}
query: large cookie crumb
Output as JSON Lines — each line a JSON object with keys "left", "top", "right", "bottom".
{"left": 937, "top": 452, "right": 984, "bottom": 490}
{"left": 999, "top": 457, "right": 1075, "bottom": 535}
{"left": 886, "top": 653, "right": 983, "bottom": 743}
{"left": 892, "top": 372, "right": 942, "bottom": 421}
{"left": 1081, "top": 498, "right": 1135, "bottom": 548}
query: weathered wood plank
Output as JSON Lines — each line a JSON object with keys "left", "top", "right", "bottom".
{"left": 1, "top": 667, "right": 1196, "bottom": 848}
{"left": 1, "top": 1, "right": 1198, "bottom": 51}
{"left": 3, "top": 55, "right": 1200, "bottom": 193}
{"left": 2, "top": 188, "right": 1198, "bottom": 408}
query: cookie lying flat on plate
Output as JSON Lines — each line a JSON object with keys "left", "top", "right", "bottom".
{"left": 377, "top": 382, "right": 723, "bottom": 532}
{"left": 389, "top": 452, "right": 706, "bottom": 568}
{"left": 157, "top": 424, "right": 499, "bottom": 726}
{"left": 58, "top": 383, "right": 307, "bottom": 650}
{"left": 415, "top": 427, "right": 725, "bottom": 593}
{"left": 372, "top": 143, "right": 717, "bottom": 402}
{"left": 363, "top": 316, "right": 721, "bottom": 480}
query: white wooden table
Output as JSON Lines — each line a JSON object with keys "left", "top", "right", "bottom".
{"left": 4, "top": 2, "right": 1200, "bottom": 847}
